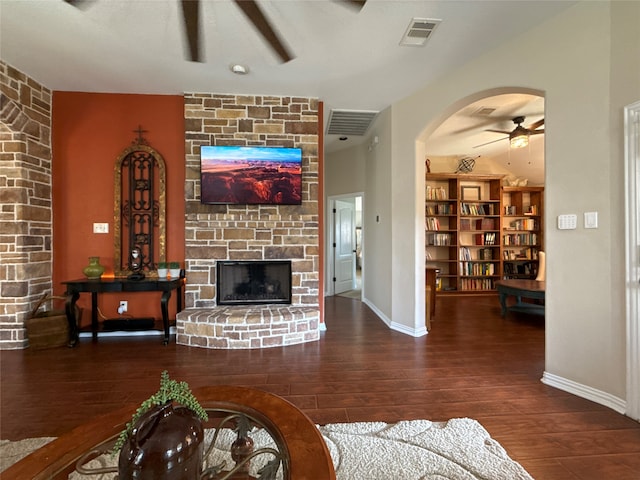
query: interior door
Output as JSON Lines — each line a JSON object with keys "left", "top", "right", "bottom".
{"left": 334, "top": 199, "right": 356, "bottom": 294}
{"left": 625, "top": 100, "right": 640, "bottom": 421}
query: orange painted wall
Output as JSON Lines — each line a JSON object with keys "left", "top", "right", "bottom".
{"left": 52, "top": 92, "right": 185, "bottom": 324}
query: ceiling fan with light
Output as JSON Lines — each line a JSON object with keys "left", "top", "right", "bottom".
{"left": 474, "top": 116, "right": 544, "bottom": 149}
{"left": 65, "top": 0, "right": 367, "bottom": 64}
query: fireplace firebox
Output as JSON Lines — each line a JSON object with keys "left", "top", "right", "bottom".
{"left": 217, "top": 260, "right": 292, "bottom": 305}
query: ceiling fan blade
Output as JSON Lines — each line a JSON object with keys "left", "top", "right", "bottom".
{"left": 530, "top": 130, "right": 545, "bottom": 135}
{"left": 234, "top": 0, "right": 294, "bottom": 63}
{"left": 485, "top": 129, "right": 511, "bottom": 135}
{"left": 528, "top": 118, "right": 544, "bottom": 130}
{"left": 473, "top": 137, "right": 508, "bottom": 149}
{"left": 180, "top": 0, "right": 202, "bottom": 62}
{"left": 336, "top": 0, "right": 367, "bottom": 10}
{"left": 63, "top": 0, "right": 93, "bottom": 10}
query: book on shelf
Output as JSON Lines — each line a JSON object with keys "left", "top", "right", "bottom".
{"left": 460, "top": 277, "right": 495, "bottom": 291}
{"left": 503, "top": 247, "right": 538, "bottom": 260}
{"left": 506, "top": 218, "right": 537, "bottom": 231}
{"left": 426, "top": 204, "right": 454, "bottom": 215}
{"left": 460, "top": 203, "right": 497, "bottom": 216}
{"left": 476, "top": 218, "right": 496, "bottom": 230}
{"left": 479, "top": 248, "right": 493, "bottom": 260}
{"left": 474, "top": 232, "right": 496, "bottom": 245}
{"left": 459, "top": 246, "right": 471, "bottom": 260}
{"left": 503, "top": 233, "right": 537, "bottom": 246}
{"left": 426, "top": 185, "right": 447, "bottom": 200}
{"left": 427, "top": 232, "right": 452, "bottom": 246}
{"left": 504, "top": 205, "right": 517, "bottom": 216}
{"left": 426, "top": 217, "right": 441, "bottom": 231}
{"left": 459, "top": 262, "right": 496, "bottom": 276}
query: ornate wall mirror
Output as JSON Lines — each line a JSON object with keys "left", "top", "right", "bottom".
{"left": 113, "top": 128, "right": 166, "bottom": 277}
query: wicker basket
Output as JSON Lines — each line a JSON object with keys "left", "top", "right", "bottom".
{"left": 25, "top": 294, "right": 77, "bottom": 350}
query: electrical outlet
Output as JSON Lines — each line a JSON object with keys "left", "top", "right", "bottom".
{"left": 118, "top": 301, "right": 128, "bottom": 314}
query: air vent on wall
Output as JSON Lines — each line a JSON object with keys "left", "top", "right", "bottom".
{"left": 326, "top": 109, "right": 379, "bottom": 136}
{"left": 400, "top": 18, "right": 441, "bottom": 47}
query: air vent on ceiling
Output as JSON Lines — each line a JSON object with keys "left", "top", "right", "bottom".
{"left": 400, "top": 18, "right": 441, "bottom": 47}
{"left": 472, "top": 107, "right": 497, "bottom": 117}
{"left": 326, "top": 109, "right": 379, "bottom": 136}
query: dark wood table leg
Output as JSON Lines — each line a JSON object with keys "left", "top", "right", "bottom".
{"left": 177, "top": 280, "right": 183, "bottom": 313}
{"left": 91, "top": 292, "right": 99, "bottom": 342}
{"left": 498, "top": 290, "right": 508, "bottom": 317}
{"left": 160, "top": 290, "right": 171, "bottom": 345}
{"left": 65, "top": 291, "right": 80, "bottom": 347}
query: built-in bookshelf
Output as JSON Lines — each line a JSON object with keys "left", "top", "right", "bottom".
{"left": 425, "top": 174, "right": 544, "bottom": 294}
{"left": 425, "top": 176, "right": 459, "bottom": 292}
{"left": 426, "top": 173, "right": 503, "bottom": 294}
{"left": 501, "top": 186, "right": 544, "bottom": 280}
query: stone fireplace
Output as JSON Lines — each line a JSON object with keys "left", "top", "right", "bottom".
{"left": 176, "top": 93, "right": 320, "bottom": 349}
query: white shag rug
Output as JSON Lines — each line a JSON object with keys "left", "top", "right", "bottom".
{"left": 1, "top": 418, "right": 533, "bottom": 480}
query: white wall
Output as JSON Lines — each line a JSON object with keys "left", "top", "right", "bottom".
{"left": 389, "top": 1, "right": 638, "bottom": 407}
{"left": 363, "top": 107, "right": 393, "bottom": 321}
{"left": 325, "top": 0, "right": 640, "bottom": 410}
{"left": 324, "top": 145, "right": 366, "bottom": 196}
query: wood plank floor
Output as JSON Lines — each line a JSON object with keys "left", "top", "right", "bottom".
{"left": 2, "top": 295, "right": 639, "bottom": 479}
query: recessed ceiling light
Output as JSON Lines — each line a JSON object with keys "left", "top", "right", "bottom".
{"left": 230, "top": 64, "right": 249, "bottom": 75}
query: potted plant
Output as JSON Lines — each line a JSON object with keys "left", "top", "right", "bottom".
{"left": 114, "top": 371, "right": 208, "bottom": 479}
{"left": 157, "top": 262, "right": 168, "bottom": 278}
{"left": 168, "top": 262, "right": 181, "bottom": 279}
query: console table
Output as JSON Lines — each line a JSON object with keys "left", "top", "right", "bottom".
{"left": 495, "top": 279, "right": 545, "bottom": 317}
{"left": 62, "top": 278, "right": 183, "bottom": 345}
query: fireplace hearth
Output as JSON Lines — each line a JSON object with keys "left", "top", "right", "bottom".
{"left": 217, "top": 260, "right": 292, "bottom": 306}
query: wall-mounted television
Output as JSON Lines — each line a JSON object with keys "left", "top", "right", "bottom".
{"left": 200, "top": 145, "right": 302, "bottom": 205}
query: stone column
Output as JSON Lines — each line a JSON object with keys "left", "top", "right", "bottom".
{"left": 0, "top": 62, "right": 53, "bottom": 349}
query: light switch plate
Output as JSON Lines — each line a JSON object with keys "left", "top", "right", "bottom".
{"left": 93, "top": 223, "right": 109, "bottom": 233}
{"left": 557, "top": 214, "right": 577, "bottom": 230}
{"left": 584, "top": 211, "right": 598, "bottom": 229}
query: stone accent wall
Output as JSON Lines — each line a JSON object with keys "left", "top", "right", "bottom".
{"left": 177, "top": 93, "right": 320, "bottom": 348}
{"left": 0, "top": 62, "right": 53, "bottom": 349}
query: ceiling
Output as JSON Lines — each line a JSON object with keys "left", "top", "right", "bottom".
{"left": 425, "top": 93, "right": 546, "bottom": 184}
{"left": 0, "top": 0, "right": 574, "bottom": 154}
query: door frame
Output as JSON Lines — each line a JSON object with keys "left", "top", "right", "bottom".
{"left": 625, "top": 100, "right": 640, "bottom": 421}
{"left": 326, "top": 192, "right": 364, "bottom": 297}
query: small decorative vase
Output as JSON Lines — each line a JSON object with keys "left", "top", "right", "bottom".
{"left": 82, "top": 256, "right": 105, "bottom": 279}
{"left": 169, "top": 268, "right": 181, "bottom": 279}
{"left": 231, "top": 431, "right": 255, "bottom": 474}
{"left": 157, "top": 268, "right": 169, "bottom": 278}
{"left": 118, "top": 401, "right": 204, "bottom": 480}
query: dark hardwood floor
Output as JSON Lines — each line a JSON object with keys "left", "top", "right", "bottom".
{"left": 2, "top": 295, "right": 639, "bottom": 479}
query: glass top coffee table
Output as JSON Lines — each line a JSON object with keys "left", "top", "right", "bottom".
{"left": 4, "top": 386, "right": 335, "bottom": 480}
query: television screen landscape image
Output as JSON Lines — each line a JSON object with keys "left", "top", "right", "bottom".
{"left": 200, "top": 146, "right": 303, "bottom": 205}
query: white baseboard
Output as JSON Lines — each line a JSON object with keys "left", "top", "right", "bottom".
{"left": 362, "top": 297, "right": 428, "bottom": 337}
{"left": 542, "top": 371, "right": 627, "bottom": 415}
{"left": 391, "top": 321, "right": 428, "bottom": 337}
{"left": 362, "top": 297, "right": 391, "bottom": 327}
